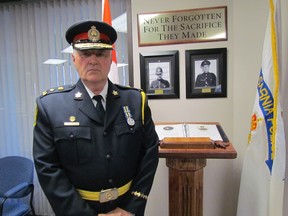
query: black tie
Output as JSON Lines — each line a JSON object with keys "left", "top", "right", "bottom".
{"left": 93, "top": 95, "right": 105, "bottom": 122}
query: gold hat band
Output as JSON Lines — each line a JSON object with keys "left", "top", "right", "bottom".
{"left": 74, "top": 42, "right": 113, "bottom": 50}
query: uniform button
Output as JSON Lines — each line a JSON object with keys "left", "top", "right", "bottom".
{"left": 69, "top": 133, "right": 75, "bottom": 138}
{"left": 103, "top": 131, "right": 107, "bottom": 136}
{"left": 106, "top": 154, "right": 111, "bottom": 160}
{"left": 108, "top": 179, "right": 113, "bottom": 184}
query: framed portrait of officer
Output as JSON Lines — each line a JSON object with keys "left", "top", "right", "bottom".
{"left": 185, "top": 48, "right": 227, "bottom": 98}
{"left": 148, "top": 62, "right": 171, "bottom": 90}
{"left": 140, "top": 50, "right": 179, "bottom": 99}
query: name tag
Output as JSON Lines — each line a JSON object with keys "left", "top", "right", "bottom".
{"left": 64, "top": 122, "right": 80, "bottom": 126}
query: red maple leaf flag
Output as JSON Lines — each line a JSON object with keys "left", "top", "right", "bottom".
{"left": 102, "top": 0, "right": 119, "bottom": 84}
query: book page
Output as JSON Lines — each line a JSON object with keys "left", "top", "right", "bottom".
{"left": 155, "top": 124, "right": 185, "bottom": 140}
{"left": 186, "top": 124, "right": 223, "bottom": 141}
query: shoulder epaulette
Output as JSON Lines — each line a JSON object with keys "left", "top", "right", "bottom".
{"left": 115, "top": 84, "right": 143, "bottom": 92}
{"left": 40, "top": 84, "right": 76, "bottom": 98}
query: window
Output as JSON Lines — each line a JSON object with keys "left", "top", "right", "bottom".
{"left": 0, "top": 0, "right": 132, "bottom": 213}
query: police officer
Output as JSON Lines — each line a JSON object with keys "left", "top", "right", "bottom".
{"left": 150, "top": 67, "right": 170, "bottom": 89}
{"left": 195, "top": 60, "right": 217, "bottom": 87}
{"left": 33, "top": 20, "right": 159, "bottom": 216}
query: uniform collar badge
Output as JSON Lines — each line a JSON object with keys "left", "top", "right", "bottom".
{"left": 112, "top": 90, "right": 119, "bottom": 96}
{"left": 74, "top": 91, "right": 83, "bottom": 100}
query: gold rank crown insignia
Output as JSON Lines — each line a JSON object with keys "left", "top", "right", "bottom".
{"left": 69, "top": 116, "right": 76, "bottom": 122}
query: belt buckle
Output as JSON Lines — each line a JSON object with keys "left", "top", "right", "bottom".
{"left": 99, "top": 188, "right": 118, "bottom": 203}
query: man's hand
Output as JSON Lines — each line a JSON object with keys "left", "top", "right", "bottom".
{"left": 98, "top": 213, "right": 121, "bottom": 216}
{"left": 98, "top": 207, "right": 134, "bottom": 216}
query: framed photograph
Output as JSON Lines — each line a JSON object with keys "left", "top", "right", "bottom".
{"left": 140, "top": 50, "right": 179, "bottom": 99}
{"left": 185, "top": 48, "right": 227, "bottom": 98}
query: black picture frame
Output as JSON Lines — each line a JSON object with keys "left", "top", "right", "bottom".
{"left": 185, "top": 48, "right": 227, "bottom": 98}
{"left": 140, "top": 50, "right": 179, "bottom": 99}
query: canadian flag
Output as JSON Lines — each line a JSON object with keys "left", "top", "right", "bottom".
{"left": 102, "top": 0, "right": 119, "bottom": 84}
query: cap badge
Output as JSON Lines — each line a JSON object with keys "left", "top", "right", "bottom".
{"left": 88, "top": 26, "right": 100, "bottom": 42}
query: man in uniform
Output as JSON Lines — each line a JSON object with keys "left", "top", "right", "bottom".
{"left": 195, "top": 60, "right": 217, "bottom": 88}
{"left": 150, "top": 67, "right": 170, "bottom": 89}
{"left": 33, "top": 20, "right": 159, "bottom": 216}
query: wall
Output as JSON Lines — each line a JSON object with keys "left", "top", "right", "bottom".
{"left": 131, "top": 0, "right": 287, "bottom": 216}
{"left": 282, "top": 0, "right": 288, "bottom": 215}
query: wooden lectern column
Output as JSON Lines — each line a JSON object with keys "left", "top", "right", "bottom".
{"left": 166, "top": 158, "right": 207, "bottom": 216}
{"left": 157, "top": 122, "right": 237, "bottom": 216}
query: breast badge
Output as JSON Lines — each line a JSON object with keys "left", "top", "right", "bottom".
{"left": 64, "top": 116, "right": 80, "bottom": 126}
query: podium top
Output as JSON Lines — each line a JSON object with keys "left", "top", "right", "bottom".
{"left": 155, "top": 122, "right": 237, "bottom": 159}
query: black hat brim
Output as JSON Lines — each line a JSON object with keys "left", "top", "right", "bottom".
{"left": 65, "top": 20, "right": 117, "bottom": 46}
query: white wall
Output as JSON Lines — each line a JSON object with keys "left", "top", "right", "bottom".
{"left": 282, "top": 0, "right": 288, "bottom": 215}
{"left": 131, "top": 0, "right": 288, "bottom": 216}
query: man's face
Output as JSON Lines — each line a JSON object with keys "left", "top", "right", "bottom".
{"left": 72, "top": 49, "right": 112, "bottom": 84}
{"left": 156, "top": 70, "right": 163, "bottom": 80}
{"left": 202, "top": 65, "right": 210, "bottom": 73}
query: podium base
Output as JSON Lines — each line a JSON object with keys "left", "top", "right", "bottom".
{"left": 166, "top": 158, "right": 206, "bottom": 216}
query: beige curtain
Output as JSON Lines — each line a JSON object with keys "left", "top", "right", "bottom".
{"left": 0, "top": 0, "right": 128, "bottom": 214}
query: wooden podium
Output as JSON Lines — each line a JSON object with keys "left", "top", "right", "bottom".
{"left": 156, "top": 122, "right": 237, "bottom": 216}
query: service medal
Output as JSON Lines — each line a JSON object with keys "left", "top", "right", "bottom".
{"left": 127, "top": 117, "right": 135, "bottom": 126}
{"left": 122, "top": 106, "right": 135, "bottom": 127}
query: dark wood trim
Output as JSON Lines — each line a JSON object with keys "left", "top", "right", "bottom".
{"left": 126, "top": 0, "right": 134, "bottom": 87}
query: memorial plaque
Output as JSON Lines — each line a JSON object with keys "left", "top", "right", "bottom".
{"left": 137, "top": 6, "right": 227, "bottom": 46}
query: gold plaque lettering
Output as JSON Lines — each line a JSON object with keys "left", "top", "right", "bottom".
{"left": 137, "top": 6, "right": 227, "bottom": 46}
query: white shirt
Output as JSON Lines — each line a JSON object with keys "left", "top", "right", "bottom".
{"left": 82, "top": 81, "right": 108, "bottom": 110}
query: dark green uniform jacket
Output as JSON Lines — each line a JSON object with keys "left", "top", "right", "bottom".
{"left": 33, "top": 79, "right": 159, "bottom": 216}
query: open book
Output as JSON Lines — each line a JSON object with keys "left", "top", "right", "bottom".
{"left": 155, "top": 123, "right": 229, "bottom": 149}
